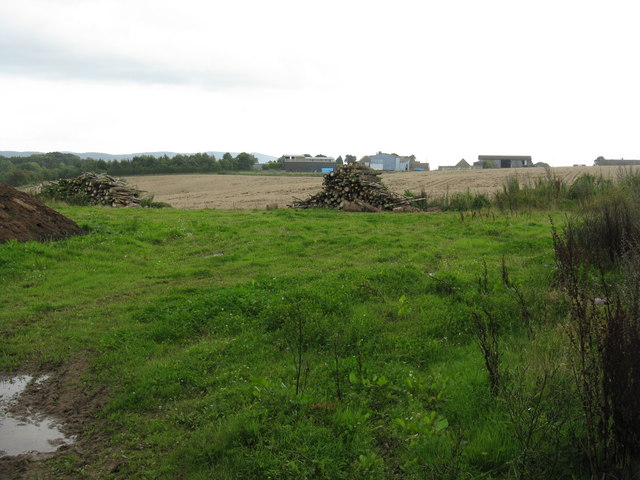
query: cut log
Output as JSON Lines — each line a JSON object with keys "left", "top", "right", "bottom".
{"left": 289, "top": 163, "right": 415, "bottom": 212}
{"left": 37, "top": 173, "right": 148, "bottom": 207}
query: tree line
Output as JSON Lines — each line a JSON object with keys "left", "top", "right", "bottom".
{"left": 0, "top": 152, "right": 258, "bottom": 187}
{"left": 261, "top": 154, "right": 359, "bottom": 170}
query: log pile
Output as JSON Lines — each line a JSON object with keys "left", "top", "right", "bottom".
{"left": 290, "top": 163, "right": 418, "bottom": 212}
{"left": 37, "top": 173, "right": 144, "bottom": 207}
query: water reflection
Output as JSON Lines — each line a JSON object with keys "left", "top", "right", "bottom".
{"left": 0, "top": 375, "right": 75, "bottom": 457}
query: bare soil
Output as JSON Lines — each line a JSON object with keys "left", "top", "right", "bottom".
{"left": 0, "top": 184, "right": 83, "bottom": 243}
{"left": 124, "top": 166, "right": 622, "bottom": 210}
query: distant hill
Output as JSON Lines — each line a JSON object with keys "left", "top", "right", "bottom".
{"left": 0, "top": 151, "right": 42, "bottom": 157}
{"left": 0, "top": 151, "right": 279, "bottom": 164}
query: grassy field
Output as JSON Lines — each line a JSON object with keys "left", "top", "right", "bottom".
{"left": 1, "top": 206, "right": 589, "bottom": 478}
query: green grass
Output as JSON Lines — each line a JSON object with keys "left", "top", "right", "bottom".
{"left": 1, "top": 207, "right": 586, "bottom": 478}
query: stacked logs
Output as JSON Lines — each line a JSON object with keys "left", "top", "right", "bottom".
{"left": 290, "top": 163, "right": 417, "bottom": 212}
{"left": 38, "top": 173, "right": 143, "bottom": 207}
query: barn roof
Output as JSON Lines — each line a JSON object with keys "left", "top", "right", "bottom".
{"left": 478, "top": 155, "right": 532, "bottom": 161}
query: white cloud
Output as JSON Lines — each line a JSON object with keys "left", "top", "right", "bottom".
{"left": 1, "top": 0, "right": 640, "bottom": 166}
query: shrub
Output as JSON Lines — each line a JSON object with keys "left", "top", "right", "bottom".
{"left": 140, "top": 196, "right": 172, "bottom": 208}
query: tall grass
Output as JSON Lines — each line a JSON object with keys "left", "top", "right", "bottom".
{"left": 493, "top": 167, "right": 567, "bottom": 212}
{"left": 410, "top": 168, "right": 614, "bottom": 214}
{"left": 405, "top": 188, "right": 490, "bottom": 212}
{"left": 552, "top": 168, "right": 640, "bottom": 478}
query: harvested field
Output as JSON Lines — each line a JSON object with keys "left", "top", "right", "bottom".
{"left": 124, "top": 166, "right": 625, "bottom": 210}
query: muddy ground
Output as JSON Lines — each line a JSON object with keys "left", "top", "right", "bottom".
{"left": 0, "top": 357, "right": 110, "bottom": 479}
{"left": 124, "top": 166, "right": 621, "bottom": 210}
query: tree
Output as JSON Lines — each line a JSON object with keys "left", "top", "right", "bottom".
{"left": 220, "top": 152, "right": 236, "bottom": 170}
{"left": 0, "top": 158, "right": 15, "bottom": 174}
{"left": 261, "top": 155, "right": 286, "bottom": 170}
{"left": 235, "top": 152, "right": 257, "bottom": 170}
{"left": 482, "top": 160, "right": 497, "bottom": 169}
{"left": 5, "top": 169, "right": 29, "bottom": 186}
{"left": 21, "top": 161, "right": 43, "bottom": 173}
{"left": 345, "top": 154, "right": 357, "bottom": 164}
{"left": 262, "top": 161, "right": 283, "bottom": 170}
{"left": 336, "top": 156, "right": 344, "bottom": 166}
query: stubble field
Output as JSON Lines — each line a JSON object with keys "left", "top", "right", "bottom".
{"left": 124, "top": 166, "right": 621, "bottom": 209}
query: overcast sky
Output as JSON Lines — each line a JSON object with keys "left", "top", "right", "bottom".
{"left": 1, "top": 0, "right": 639, "bottom": 167}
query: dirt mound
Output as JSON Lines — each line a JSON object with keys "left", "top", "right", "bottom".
{"left": 0, "top": 184, "right": 83, "bottom": 243}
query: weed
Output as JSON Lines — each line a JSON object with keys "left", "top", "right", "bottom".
{"left": 473, "top": 308, "right": 501, "bottom": 397}
{"left": 501, "top": 258, "right": 534, "bottom": 336}
{"left": 471, "top": 263, "right": 502, "bottom": 396}
{"left": 501, "top": 359, "right": 578, "bottom": 479}
{"left": 331, "top": 335, "right": 343, "bottom": 401}
{"left": 284, "top": 296, "right": 309, "bottom": 396}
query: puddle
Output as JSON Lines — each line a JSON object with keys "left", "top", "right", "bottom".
{"left": 0, "top": 375, "right": 75, "bottom": 458}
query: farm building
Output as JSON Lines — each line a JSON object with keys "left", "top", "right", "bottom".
{"left": 438, "top": 159, "right": 471, "bottom": 171}
{"left": 474, "top": 155, "right": 533, "bottom": 169}
{"left": 363, "top": 152, "right": 411, "bottom": 172}
{"left": 412, "top": 161, "right": 430, "bottom": 171}
{"left": 282, "top": 155, "right": 336, "bottom": 173}
{"left": 593, "top": 157, "right": 640, "bottom": 166}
